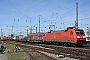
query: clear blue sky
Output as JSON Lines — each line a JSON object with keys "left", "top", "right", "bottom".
{"left": 0, "top": 0, "right": 90, "bottom": 37}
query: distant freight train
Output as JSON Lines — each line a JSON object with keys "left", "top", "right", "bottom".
{"left": 28, "top": 27, "right": 86, "bottom": 46}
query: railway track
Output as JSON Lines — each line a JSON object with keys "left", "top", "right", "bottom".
{"left": 34, "top": 43, "right": 90, "bottom": 60}
{"left": 17, "top": 44, "right": 57, "bottom": 60}
{"left": 14, "top": 42, "right": 90, "bottom": 60}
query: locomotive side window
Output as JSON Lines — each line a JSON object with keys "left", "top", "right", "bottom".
{"left": 70, "top": 31, "right": 73, "bottom": 35}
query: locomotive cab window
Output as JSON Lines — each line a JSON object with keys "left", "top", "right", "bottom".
{"left": 75, "top": 30, "right": 84, "bottom": 34}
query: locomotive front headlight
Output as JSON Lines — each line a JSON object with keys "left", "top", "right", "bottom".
{"left": 83, "top": 36, "right": 86, "bottom": 38}
{"left": 77, "top": 36, "right": 80, "bottom": 38}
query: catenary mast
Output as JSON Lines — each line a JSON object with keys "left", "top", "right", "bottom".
{"left": 75, "top": 3, "right": 78, "bottom": 29}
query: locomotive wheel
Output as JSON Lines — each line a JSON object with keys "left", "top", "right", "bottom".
{"left": 76, "top": 43, "right": 83, "bottom": 47}
{"left": 70, "top": 43, "right": 76, "bottom": 47}
{"left": 64, "top": 43, "right": 68, "bottom": 47}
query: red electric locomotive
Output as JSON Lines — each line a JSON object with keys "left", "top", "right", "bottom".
{"left": 28, "top": 27, "right": 86, "bottom": 46}
{"left": 43, "top": 27, "right": 86, "bottom": 46}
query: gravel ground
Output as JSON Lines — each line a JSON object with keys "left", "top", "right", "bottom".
{"left": 39, "top": 51, "right": 79, "bottom": 60}
{"left": 0, "top": 53, "right": 6, "bottom": 60}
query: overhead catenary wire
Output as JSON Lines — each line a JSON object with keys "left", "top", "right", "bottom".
{"left": 41, "top": 2, "right": 90, "bottom": 20}
{"left": 24, "top": 0, "right": 47, "bottom": 11}
{"left": 3, "top": 0, "right": 90, "bottom": 22}
{"left": 6, "top": 0, "right": 77, "bottom": 22}
{"left": 3, "top": 0, "right": 90, "bottom": 31}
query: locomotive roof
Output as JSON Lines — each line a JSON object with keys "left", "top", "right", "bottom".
{"left": 46, "top": 28, "right": 84, "bottom": 33}
{"left": 28, "top": 28, "right": 84, "bottom": 34}
{"left": 46, "top": 30, "right": 67, "bottom": 33}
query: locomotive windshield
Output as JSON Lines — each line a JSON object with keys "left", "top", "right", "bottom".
{"left": 75, "top": 30, "right": 84, "bottom": 34}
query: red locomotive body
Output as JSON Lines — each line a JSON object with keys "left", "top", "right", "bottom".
{"left": 28, "top": 27, "right": 86, "bottom": 46}
{"left": 43, "top": 28, "right": 86, "bottom": 46}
